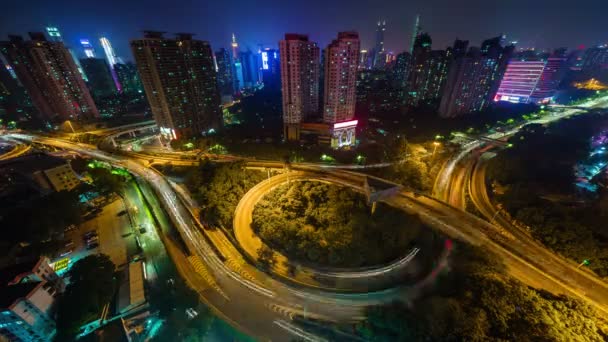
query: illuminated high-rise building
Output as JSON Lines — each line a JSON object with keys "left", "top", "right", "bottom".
{"left": 131, "top": 31, "right": 222, "bottom": 139}
{"left": 239, "top": 50, "right": 260, "bottom": 88}
{"left": 406, "top": 32, "right": 450, "bottom": 107}
{"left": 393, "top": 52, "right": 412, "bottom": 102}
{"left": 359, "top": 49, "right": 370, "bottom": 70}
{"left": 410, "top": 15, "right": 421, "bottom": 54}
{"left": 494, "top": 56, "right": 565, "bottom": 105}
{"left": 323, "top": 32, "right": 360, "bottom": 147}
{"left": 529, "top": 56, "right": 567, "bottom": 102}
{"left": 373, "top": 20, "right": 386, "bottom": 69}
{"left": 80, "top": 39, "right": 95, "bottom": 58}
{"left": 494, "top": 60, "right": 546, "bottom": 103}
{"left": 215, "top": 48, "right": 235, "bottom": 101}
{"left": 79, "top": 58, "right": 116, "bottom": 99}
{"left": 114, "top": 62, "right": 143, "bottom": 95}
{"left": 0, "top": 33, "right": 99, "bottom": 122}
{"left": 45, "top": 26, "right": 87, "bottom": 82}
{"left": 279, "top": 33, "right": 320, "bottom": 141}
{"left": 260, "top": 48, "right": 280, "bottom": 90}
{"left": 0, "top": 59, "right": 36, "bottom": 123}
{"left": 581, "top": 46, "right": 608, "bottom": 73}
{"left": 439, "top": 37, "right": 514, "bottom": 117}
{"left": 99, "top": 37, "right": 122, "bottom": 92}
{"left": 231, "top": 33, "right": 239, "bottom": 60}
{"left": 229, "top": 34, "right": 244, "bottom": 91}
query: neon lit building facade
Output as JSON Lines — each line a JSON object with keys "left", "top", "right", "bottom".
{"left": 529, "top": 57, "right": 567, "bottom": 103}
{"left": 279, "top": 33, "right": 320, "bottom": 141}
{"left": 495, "top": 60, "right": 547, "bottom": 104}
{"left": 323, "top": 32, "right": 360, "bottom": 148}
{"left": 99, "top": 37, "right": 122, "bottom": 92}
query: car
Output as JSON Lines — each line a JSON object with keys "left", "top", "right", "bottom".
{"left": 60, "top": 249, "right": 73, "bottom": 257}
{"left": 84, "top": 230, "right": 97, "bottom": 239}
{"left": 86, "top": 242, "right": 99, "bottom": 250}
{"left": 85, "top": 236, "right": 99, "bottom": 244}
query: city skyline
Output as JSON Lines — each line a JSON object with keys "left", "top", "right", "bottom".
{"left": 1, "top": 0, "right": 606, "bottom": 65}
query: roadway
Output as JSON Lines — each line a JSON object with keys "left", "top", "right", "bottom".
{"left": 12, "top": 95, "right": 608, "bottom": 337}
{"left": 0, "top": 142, "right": 32, "bottom": 160}
{"left": 11, "top": 134, "right": 430, "bottom": 341}
{"left": 233, "top": 170, "right": 424, "bottom": 293}
{"left": 433, "top": 95, "right": 608, "bottom": 316}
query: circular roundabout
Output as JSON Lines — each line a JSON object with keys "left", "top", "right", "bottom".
{"left": 233, "top": 169, "right": 444, "bottom": 292}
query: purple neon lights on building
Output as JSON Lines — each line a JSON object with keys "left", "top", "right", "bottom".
{"left": 495, "top": 60, "right": 546, "bottom": 103}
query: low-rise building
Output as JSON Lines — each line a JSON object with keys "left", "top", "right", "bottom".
{"left": 0, "top": 282, "right": 57, "bottom": 342}
{"left": 0, "top": 153, "right": 80, "bottom": 197}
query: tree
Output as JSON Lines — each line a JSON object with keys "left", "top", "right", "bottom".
{"left": 257, "top": 245, "right": 276, "bottom": 269}
{"left": 55, "top": 255, "right": 116, "bottom": 341}
{"left": 88, "top": 167, "right": 127, "bottom": 195}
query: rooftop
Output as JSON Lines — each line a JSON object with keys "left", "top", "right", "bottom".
{"left": 0, "top": 258, "right": 40, "bottom": 286}
{"left": 0, "top": 282, "right": 40, "bottom": 309}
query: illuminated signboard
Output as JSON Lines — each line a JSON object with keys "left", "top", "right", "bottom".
{"left": 261, "top": 52, "right": 269, "bottom": 70}
{"left": 80, "top": 39, "right": 90, "bottom": 45}
{"left": 333, "top": 119, "right": 358, "bottom": 130}
{"left": 53, "top": 258, "right": 70, "bottom": 272}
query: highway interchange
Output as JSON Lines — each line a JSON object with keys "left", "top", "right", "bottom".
{"left": 4, "top": 94, "right": 608, "bottom": 340}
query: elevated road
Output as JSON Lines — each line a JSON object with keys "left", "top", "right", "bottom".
{"left": 11, "top": 134, "right": 443, "bottom": 340}
{"left": 234, "top": 170, "right": 424, "bottom": 292}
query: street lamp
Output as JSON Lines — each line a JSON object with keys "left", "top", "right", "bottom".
{"left": 432, "top": 141, "right": 441, "bottom": 158}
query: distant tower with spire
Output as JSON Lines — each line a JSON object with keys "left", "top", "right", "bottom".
{"left": 410, "top": 14, "right": 421, "bottom": 54}
{"left": 373, "top": 20, "right": 386, "bottom": 68}
{"left": 231, "top": 33, "right": 239, "bottom": 60}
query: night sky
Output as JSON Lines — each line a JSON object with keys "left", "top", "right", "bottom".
{"left": 1, "top": 0, "right": 606, "bottom": 62}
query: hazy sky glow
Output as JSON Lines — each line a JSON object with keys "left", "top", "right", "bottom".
{"left": 1, "top": 0, "right": 606, "bottom": 61}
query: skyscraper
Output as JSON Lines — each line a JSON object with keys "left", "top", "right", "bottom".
{"left": 359, "top": 49, "right": 370, "bottom": 70}
{"left": 80, "top": 39, "right": 95, "bottom": 58}
{"left": 279, "top": 33, "right": 320, "bottom": 141}
{"left": 215, "top": 48, "right": 235, "bottom": 100}
{"left": 393, "top": 52, "right": 412, "bottom": 102}
{"left": 239, "top": 50, "right": 260, "bottom": 88}
{"left": 260, "top": 48, "right": 280, "bottom": 91}
{"left": 439, "top": 37, "right": 514, "bottom": 117}
{"left": 373, "top": 20, "right": 386, "bottom": 69}
{"left": 79, "top": 58, "right": 116, "bottom": 99}
{"left": 529, "top": 56, "right": 567, "bottom": 102}
{"left": 406, "top": 33, "right": 450, "bottom": 107}
{"left": 230, "top": 34, "right": 244, "bottom": 92}
{"left": 0, "top": 33, "right": 99, "bottom": 122}
{"left": 494, "top": 56, "right": 565, "bottom": 104}
{"left": 581, "top": 46, "right": 608, "bottom": 73}
{"left": 231, "top": 33, "right": 239, "bottom": 60}
{"left": 45, "top": 26, "right": 87, "bottom": 82}
{"left": 410, "top": 15, "right": 421, "bottom": 54}
{"left": 0, "top": 60, "right": 36, "bottom": 124}
{"left": 131, "top": 31, "right": 222, "bottom": 140}
{"left": 100, "top": 37, "right": 122, "bottom": 92}
{"left": 114, "top": 62, "right": 143, "bottom": 95}
{"left": 323, "top": 32, "right": 360, "bottom": 147}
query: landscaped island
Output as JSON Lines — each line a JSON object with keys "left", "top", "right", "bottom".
{"left": 252, "top": 181, "right": 431, "bottom": 268}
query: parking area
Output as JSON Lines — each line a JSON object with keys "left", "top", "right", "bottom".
{"left": 61, "top": 198, "right": 137, "bottom": 270}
